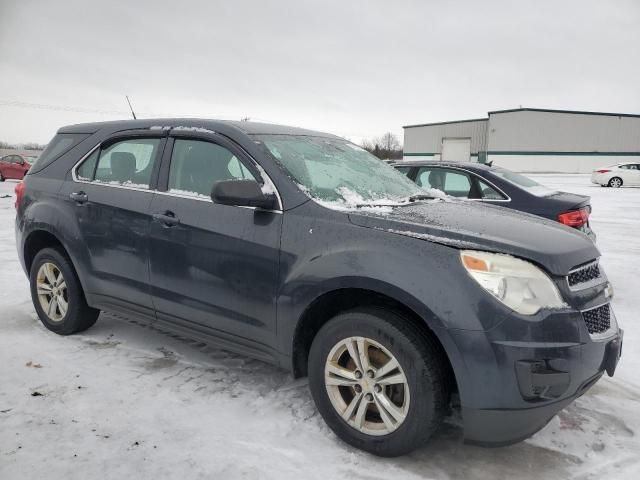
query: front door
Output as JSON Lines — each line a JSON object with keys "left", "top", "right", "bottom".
{"left": 61, "top": 134, "right": 165, "bottom": 317}
{"left": 148, "top": 133, "right": 282, "bottom": 351}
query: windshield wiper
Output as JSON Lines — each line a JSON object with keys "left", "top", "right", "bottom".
{"left": 407, "top": 194, "right": 437, "bottom": 202}
{"left": 354, "top": 194, "right": 438, "bottom": 208}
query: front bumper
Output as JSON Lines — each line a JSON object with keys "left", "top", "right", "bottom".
{"left": 463, "top": 330, "right": 622, "bottom": 446}
{"left": 447, "top": 306, "right": 623, "bottom": 446}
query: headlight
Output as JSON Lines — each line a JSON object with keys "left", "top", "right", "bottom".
{"left": 460, "top": 250, "right": 567, "bottom": 315}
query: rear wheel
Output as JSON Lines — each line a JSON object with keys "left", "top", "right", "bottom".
{"left": 608, "top": 177, "right": 623, "bottom": 188}
{"left": 29, "top": 248, "right": 100, "bottom": 335}
{"left": 308, "top": 308, "right": 448, "bottom": 457}
{"left": 0, "top": 172, "right": 4, "bottom": 182}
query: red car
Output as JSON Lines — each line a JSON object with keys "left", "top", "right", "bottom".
{"left": 0, "top": 154, "right": 31, "bottom": 181}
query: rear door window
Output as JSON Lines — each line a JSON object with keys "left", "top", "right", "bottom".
{"left": 76, "top": 150, "right": 99, "bottom": 181}
{"left": 75, "top": 138, "right": 161, "bottom": 189}
{"left": 443, "top": 170, "right": 472, "bottom": 197}
{"left": 477, "top": 179, "right": 506, "bottom": 200}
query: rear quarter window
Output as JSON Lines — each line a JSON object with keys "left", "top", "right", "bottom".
{"left": 27, "top": 133, "right": 90, "bottom": 174}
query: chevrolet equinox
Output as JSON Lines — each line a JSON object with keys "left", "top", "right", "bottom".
{"left": 15, "top": 119, "right": 623, "bottom": 456}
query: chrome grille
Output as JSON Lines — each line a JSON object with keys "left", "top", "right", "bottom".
{"left": 582, "top": 304, "right": 610, "bottom": 335}
{"left": 568, "top": 261, "right": 601, "bottom": 289}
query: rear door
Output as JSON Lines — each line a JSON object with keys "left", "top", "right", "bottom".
{"left": 0, "top": 156, "right": 9, "bottom": 178}
{"left": 6, "top": 156, "right": 21, "bottom": 178}
{"left": 148, "top": 131, "right": 282, "bottom": 351}
{"left": 61, "top": 132, "right": 166, "bottom": 318}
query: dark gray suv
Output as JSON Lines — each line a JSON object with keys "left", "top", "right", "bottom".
{"left": 15, "top": 119, "right": 622, "bottom": 456}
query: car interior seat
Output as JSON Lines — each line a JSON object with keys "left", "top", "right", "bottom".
{"left": 110, "top": 152, "right": 137, "bottom": 183}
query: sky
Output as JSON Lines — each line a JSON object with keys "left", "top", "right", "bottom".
{"left": 1, "top": 0, "right": 639, "bottom": 145}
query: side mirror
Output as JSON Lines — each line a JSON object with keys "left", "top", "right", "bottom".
{"left": 211, "top": 179, "right": 277, "bottom": 210}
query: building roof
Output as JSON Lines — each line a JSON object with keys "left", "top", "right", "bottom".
{"left": 488, "top": 107, "right": 640, "bottom": 119}
{"left": 404, "top": 108, "right": 640, "bottom": 130}
{"left": 402, "top": 117, "right": 488, "bottom": 129}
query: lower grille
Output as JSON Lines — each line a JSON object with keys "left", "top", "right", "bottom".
{"left": 582, "top": 304, "right": 610, "bottom": 335}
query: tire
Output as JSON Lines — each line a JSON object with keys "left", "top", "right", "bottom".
{"left": 608, "top": 177, "right": 623, "bottom": 188}
{"left": 0, "top": 173, "right": 4, "bottom": 182}
{"left": 308, "top": 307, "right": 449, "bottom": 457}
{"left": 29, "top": 247, "right": 100, "bottom": 335}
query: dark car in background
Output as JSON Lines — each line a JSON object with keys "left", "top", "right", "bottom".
{"left": 15, "top": 119, "right": 621, "bottom": 456}
{"left": 0, "top": 154, "right": 31, "bottom": 181}
{"left": 392, "top": 161, "right": 595, "bottom": 240}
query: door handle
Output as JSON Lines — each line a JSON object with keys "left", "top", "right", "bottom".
{"left": 152, "top": 211, "right": 180, "bottom": 227}
{"left": 70, "top": 191, "right": 88, "bottom": 204}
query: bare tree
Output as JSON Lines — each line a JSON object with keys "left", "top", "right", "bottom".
{"left": 20, "top": 142, "right": 47, "bottom": 150}
{"left": 377, "top": 132, "right": 401, "bottom": 153}
{"left": 361, "top": 139, "right": 374, "bottom": 151}
{"left": 361, "top": 132, "right": 403, "bottom": 160}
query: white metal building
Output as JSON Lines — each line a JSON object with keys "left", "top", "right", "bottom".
{"left": 403, "top": 108, "right": 640, "bottom": 173}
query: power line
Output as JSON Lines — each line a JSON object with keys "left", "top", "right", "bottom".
{"left": 0, "top": 99, "right": 396, "bottom": 141}
{"left": 0, "top": 99, "right": 129, "bottom": 116}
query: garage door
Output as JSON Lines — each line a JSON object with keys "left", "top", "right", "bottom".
{"left": 441, "top": 138, "right": 471, "bottom": 162}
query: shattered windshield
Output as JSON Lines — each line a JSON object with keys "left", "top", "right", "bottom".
{"left": 253, "top": 134, "right": 436, "bottom": 210}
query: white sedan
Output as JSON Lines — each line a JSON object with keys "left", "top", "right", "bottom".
{"left": 591, "top": 162, "right": 640, "bottom": 187}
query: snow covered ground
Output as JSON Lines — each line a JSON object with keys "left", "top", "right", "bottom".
{"left": 0, "top": 175, "right": 638, "bottom": 479}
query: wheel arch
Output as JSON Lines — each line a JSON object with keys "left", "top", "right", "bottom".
{"left": 23, "top": 229, "right": 67, "bottom": 273}
{"left": 290, "top": 287, "right": 461, "bottom": 396}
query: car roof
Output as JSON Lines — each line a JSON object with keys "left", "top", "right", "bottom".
{"left": 391, "top": 160, "right": 494, "bottom": 171}
{"left": 57, "top": 118, "right": 340, "bottom": 138}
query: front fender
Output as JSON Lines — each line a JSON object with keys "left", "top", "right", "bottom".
{"left": 276, "top": 205, "right": 492, "bottom": 399}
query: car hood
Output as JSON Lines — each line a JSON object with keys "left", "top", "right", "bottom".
{"left": 348, "top": 200, "right": 600, "bottom": 275}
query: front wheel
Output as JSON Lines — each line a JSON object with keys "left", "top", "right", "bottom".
{"left": 608, "top": 177, "right": 623, "bottom": 188}
{"left": 308, "top": 308, "right": 449, "bottom": 457}
{"left": 29, "top": 248, "right": 100, "bottom": 335}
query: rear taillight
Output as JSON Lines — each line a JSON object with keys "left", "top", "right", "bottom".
{"left": 595, "top": 169, "right": 611, "bottom": 173}
{"left": 15, "top": 181, "right": 25, "bottom": 209}
{"left": 558, "top": 207, "right": 589, "bottom": 227}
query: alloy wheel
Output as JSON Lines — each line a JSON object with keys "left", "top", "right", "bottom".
{"left": 324, "top": 336, "right": 410, "bottom": 436}
{"left": 36, "top": 262, "right": 68, "bottom": 322}
{"left": 609, "top": 177, "right": 622, "bottom": 188}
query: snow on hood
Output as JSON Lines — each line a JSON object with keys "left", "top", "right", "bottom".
{"left": 349, "top": 200, "right": 600, "bottom": 275}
